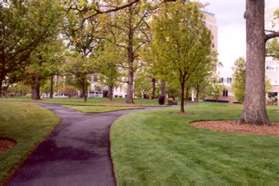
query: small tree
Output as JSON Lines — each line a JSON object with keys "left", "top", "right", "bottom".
{"left": 207, "top": 76, "right": 223, "bottom": 101}
{"left": 151, "top": 1, "right": 212, "bottom": 112}
{"left": 232, "top": 58, "right": 246, "bottom": 103}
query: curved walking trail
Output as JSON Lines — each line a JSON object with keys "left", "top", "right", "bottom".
{"left": 8, "top": 104, "right": 147, "bottom": 186}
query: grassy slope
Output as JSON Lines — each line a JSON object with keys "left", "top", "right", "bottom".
{"left": 111, "top": 103, "right": 279, "bottom": 185}
{"left": 2, "top": 97, "right": 158, "bottom": 113}
{"left": 44, "top": 98, "right": 146, "bottom": 112}
{"left": 65, "top": 105, "right": 142, "bottom": 113}
{"left": 43, "top": 97, "right": 159, "bottom": 107}
{"left": 0, "top": 101, "right": 59, "bottom": 183}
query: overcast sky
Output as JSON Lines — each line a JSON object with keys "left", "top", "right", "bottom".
{"left": 199, "top": 0, "right": 279, "bottom": 75}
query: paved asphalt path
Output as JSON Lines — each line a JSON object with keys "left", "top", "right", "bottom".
{"left": 8, "top": 104, "right": 145, "bottom": 186}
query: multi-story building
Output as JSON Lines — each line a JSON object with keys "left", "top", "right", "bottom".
{"left": 266, "top": 57, "right": 279, "bottom": 104}
{"left": 204, "top": 11, "right": 218, "bottom": 50}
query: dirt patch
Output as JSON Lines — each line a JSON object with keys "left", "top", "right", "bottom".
{"left": 0, "top": 138, "right": 16, "bottom": 153}
{"left": 192, "top": 121, "right": 279, "bottom": 136}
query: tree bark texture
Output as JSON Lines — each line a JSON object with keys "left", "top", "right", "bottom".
{"left": 241, "top": 0, "right": 270, "bottom": 125}
{"left": 196, "top": 84, "right": 200, "bottom": 102}
{"left": 108, "top": 85, "right": 113, "bottom": 101}
{"left": 82, "top": 77, "right": 88, "bottom": 102}
{"left": 126, "top": 4, "right": 135, "bottom": 104}
{"left": 31, "top": 74, "right": 41, "bottom": 100}
{"left": 50, "top": 75, "right": 54, "bottom": 99}
{"left": 180, "top": 80, "right": 185, "bottom": 112}
{"left": 160, "top": 80, "right": 166, "bottom": 98}
{"left": 151, "top": 78, "right": 156, "bottom": 99}
{"left": 0, "top": 79, "right": 3, "bottom": 97}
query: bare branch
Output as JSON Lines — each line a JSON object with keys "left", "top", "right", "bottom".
{"left": 265, "top": 30, "right": 279, "bottom": 42}
{"left": 84, "top": 0, "right": 140, "bottom": 20}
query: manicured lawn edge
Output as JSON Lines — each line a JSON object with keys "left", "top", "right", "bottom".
{"left": 0, "top": 103, "right": 60, "bottom": 185}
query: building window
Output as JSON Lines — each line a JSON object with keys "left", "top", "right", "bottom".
{"left": 227, "top": 78, "right": 232, "bottom": 84}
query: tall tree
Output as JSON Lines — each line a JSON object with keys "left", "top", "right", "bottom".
{"left": 151, "top": 1, "right": 212, "bottom": 112}
{"left": 241, "top": 0, "right": 279, "bottom": 125}
{"left": 101, "top": 0, "right": 152, "bottom": 104}
{"left": 63, "top": 0, "right": 103, "bottom": 101}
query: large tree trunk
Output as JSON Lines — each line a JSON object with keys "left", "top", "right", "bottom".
{"left": 241, "top": 0, "right": 270, "bottom": 125}
{"left": 151, "top": 78, "right": 156, "bottom": 99}
{"left": 50, "top": 75, "right": 54, "bottom": 99}
{"left": 196, "top": 84, "right": 200, "bottom": 102}
{"left": 0, "top": 79, "right": 3, "bottom": 97}
{"left": 108, "top": 85, "right": 113, "bottom": 101}
{"left": 31, "top": 74, "right": 41, "bottom": 100}
{"left": 159, "top": 80, "right": 166, "bottom": 105}
{"left": 82, "top": 77, "right": 88, "bottom": 102}
{"left": 180, "top": 80, "right": 185, "bottom": 113}
{"left": 160, "top": 80, "right": 166, "bottom": 97}
{"left": 126, "top": 4, "right": 135, "bottom": 104}
{"left": 126, "top": 69, "right": 134, "bottom": 103}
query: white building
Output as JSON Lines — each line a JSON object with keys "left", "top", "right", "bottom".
{"left": 266, "top": 58, "right": 279, "bottom": 104}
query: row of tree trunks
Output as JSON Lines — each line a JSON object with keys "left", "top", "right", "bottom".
{"left": 241, "top": 0, "right": 270, "bottom": 125}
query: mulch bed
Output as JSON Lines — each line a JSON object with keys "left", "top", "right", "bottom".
{"left": 192, "top": 121, "right": 279, "bottom": 136}
{"left": 0, "top": 138, "right": 16, "bottom": 153}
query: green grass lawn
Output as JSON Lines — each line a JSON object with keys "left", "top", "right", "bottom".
{"left": 1, "top": 97, "right": 158, "bottom": 113}
{"left": 42, "top": 97, "right": 159, "bottom": 107}
{"left": 65, "top": 105, "right": 142, "bottom": 113}
{"left": 0, "top": 101, "right": 59, "bottom": 183}
{"left": 111, "top": 103, "right": 279, "bottom": 185}
{"left": 43, "top": 98, "right": 148, "bottom": 112}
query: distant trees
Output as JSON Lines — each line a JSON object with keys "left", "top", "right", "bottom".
{"left": 151, "top": 1, "right": 212, "bottom": 112}
{"left": 64, "top": 53, "right": 96, "bottom": 102}
{"left": 232, "top": 58, "right": 246, "bottom": 103}
{"left": 267, "top": 39, "right": 279, "bottom": 59}
{"left": 26, "top": 41, "right": 64, "bottom": 100}
{"left": 96, "top": 42, "right": 123, "bottom": 100}
{"left": 1, "top": 0, "right": 218, "bottom": 109}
